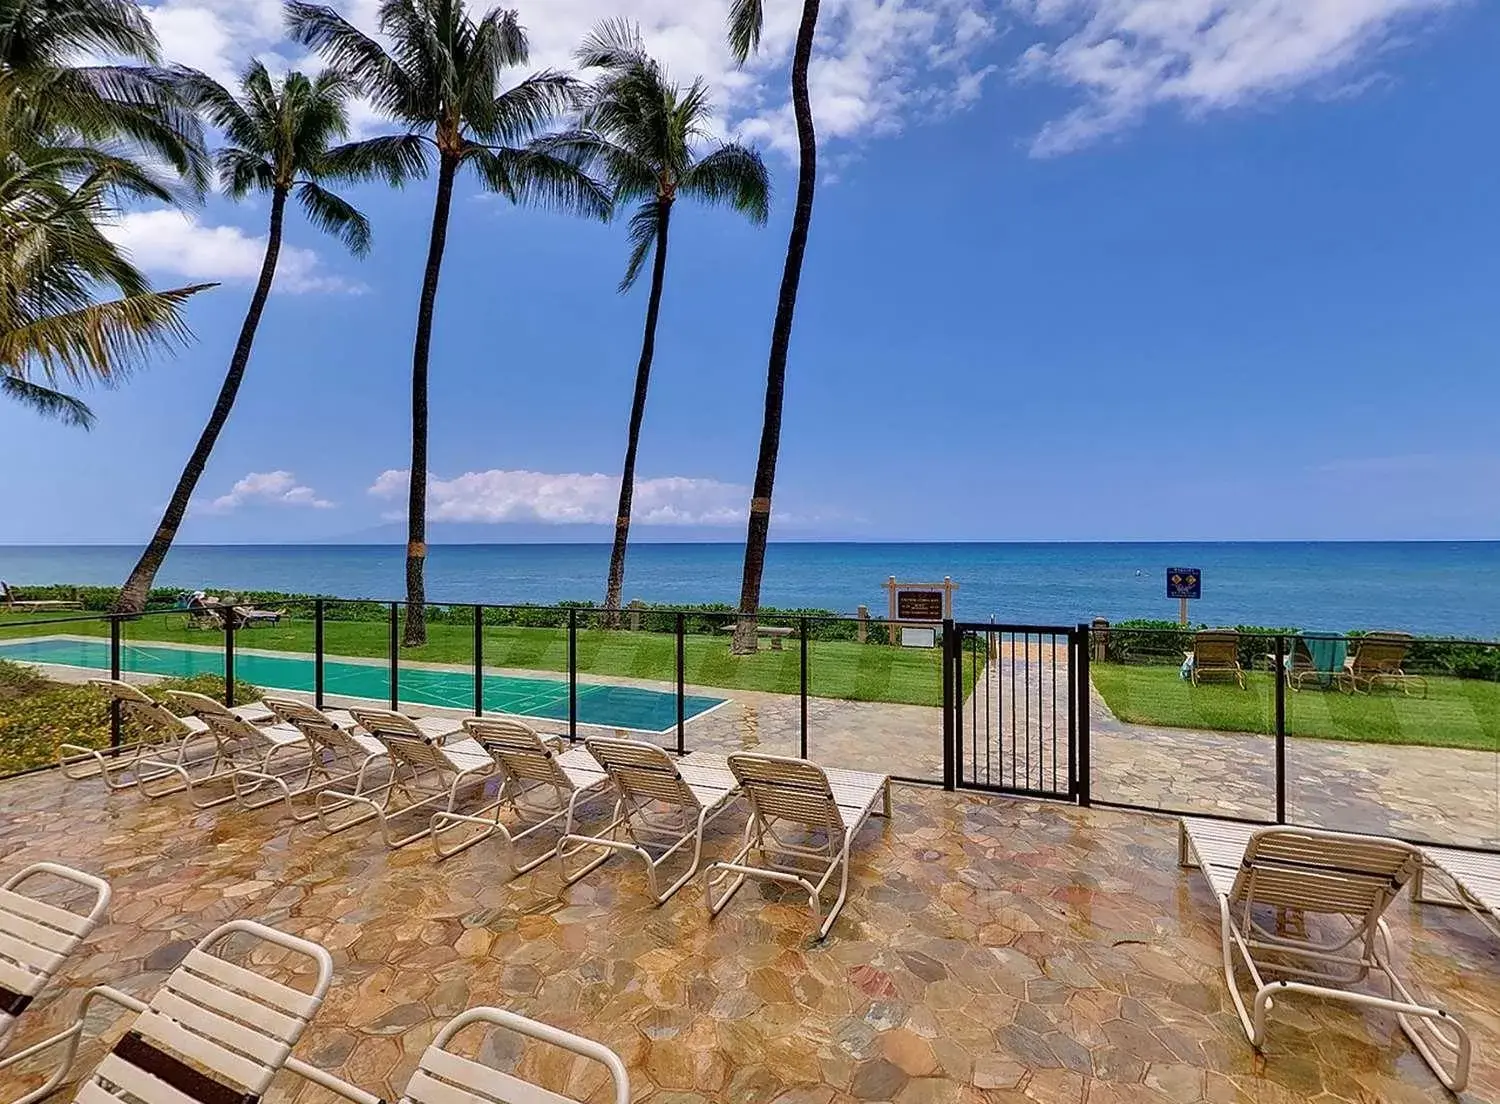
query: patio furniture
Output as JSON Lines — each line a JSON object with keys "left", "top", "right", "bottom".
{"left": 1267, "top": 633, "right": 1348, "bottom": 691}
{"left": 561, "top": 739, "right": 741, "bottom": 904}
{"left": 160, "top": 686, "right": 275, "bottom": 727}
{"left": 2, "top": 919, "right": 355, "bottom": 1104}
{"left": 233, "top": 604, "right": 286, "bottom": 628}
{"left": 1341, "top": 632, "right": 1428, "bottom": 697}
{"left": 0, "top": 862, "right": 110, "bottom": 1056}
{"left": 318, "top": 707, "right": 493, "bottom": 849}
{"left": 61, "top": 679, "right": 215, "bottom": 792}
{"left": 431, "top": 717, "right": 611, "bottom": 871}
{"left": 1178, "top": 817, "right": 1470, "bottom": 1091}
{"left": 146, "top": 690, "right": 313, "bottom": 809}
{"left": 1414, "top": 846, "right": 1500, "bottom": 941}
{"left": 1184, "top": 629, "right": 1245, "bottom": 688}
{"left": 252, "top": 696, "right": 388, "bottom": 823}
{"left": 703, "top": 754, "right": 892, "bottom": 938}
{"left": 0, "top": 581, "right": 81, "bottom": 611}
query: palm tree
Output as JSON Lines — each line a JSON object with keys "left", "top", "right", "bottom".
{"left": 726, "top": 0, "right": 822, "bottom": 654}
{"left": 287, "top": 0, "right": 611, "bottom": 646}
{"left": 114, "top": 64, "right": 381, "bottom": 614}
{"left": 558, "top": 20, "right": 769, "bottom": 622}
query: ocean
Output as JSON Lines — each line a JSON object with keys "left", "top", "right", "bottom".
{"left": 3, "top": 542, "right": 1497, "bottom": 638}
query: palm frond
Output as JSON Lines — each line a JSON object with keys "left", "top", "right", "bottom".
{"left": 295, "top": 180, "right": 371, "bottom": 256}
{"left": 463, "top": 142, "right": 610, "bottom": 220}
{"left": 215, "top": 147, "right": 277, "bottom": 198}
{"left": 618, "top": 198, "right": 662, "bottom": 293}
{"left": 320, "top": 133, "right": 431, "bottom": 185}
{"left": 727, "top": 0, "right": 765, "bottom": 64}
{"left": 167, "top": 65, "right": 260, "bottom": 152}
{"left": 0, "top": 371, "right": 94, "bottom": 427}
{"left": 468, "top": 70, "right": 582, "bottom": 146}
{"left": 575, "top": 18, "right": 647, "bottom": 72}
{"left": 679, "top": 142, "right": 770, "bottom": 223}
{"left": 284, "top": 1, "right": 420, "bottom": 123}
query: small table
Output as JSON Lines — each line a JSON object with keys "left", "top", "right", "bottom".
{"left": 717, "top": 624, "right": 795, "bottom": 650}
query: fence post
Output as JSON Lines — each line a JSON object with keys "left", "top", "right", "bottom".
{"left": 109, "top": 616, "right": 122, "bottom": 750}
{"left": 388, "top": 603, "right": 398, "bottom": 710}
{"left": 313, "top": 599, "right": 325, "bottom": 709}
{"left": 676, "top": 612, "right": 686, "bottom": 756}
{"left": 568, "top": 607, "right": 577, "bottom": 743}
{"left": 941, "top": 618, "right": 955, "bottom": 791}
{"left": 799, "top": 617, "right": 809, "bottom": 760}
{"left": 1075, "top": 623, "right": 1090, "bottom": 807}
{"left": 1274, "top": 633, "right": 1286, "bottom": 823}
{"left": 224, "top": 614, "right": 236, "bottom": 708}
{"left": 473, "top": 605, "right": 484, "bottom": 716}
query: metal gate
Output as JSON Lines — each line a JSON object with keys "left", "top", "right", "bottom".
{"left": 944, "top": 622, "right": 1081, "bottom": 799}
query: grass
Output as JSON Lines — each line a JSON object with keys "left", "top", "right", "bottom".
{"left": 0, "top": 609, "right": 954, "bottom": 708}
{"left": 1091, "top": 662, "right": 1500, "bottom": 752}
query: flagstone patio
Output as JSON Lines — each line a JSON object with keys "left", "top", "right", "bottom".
{"left": 1, "top": 764, "right": 1497, "bottom": 1103}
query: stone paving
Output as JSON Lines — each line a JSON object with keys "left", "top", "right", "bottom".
{"left": 2, "top": 763, "right": 1499, "bottom": 1103}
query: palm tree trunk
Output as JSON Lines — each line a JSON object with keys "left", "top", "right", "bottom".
{"left": 403, "top": 153, "right": 458, "bottom": 647}
{"left": 732, "top": 0, "right": 820, "bottom": 655}
{"left": 603, "top": 199, "right": 672, "bottom": 626}
{"left": 115, "top": 188, "right": 289, "bottom": 614}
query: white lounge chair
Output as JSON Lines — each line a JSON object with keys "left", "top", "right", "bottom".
{"left": 319, "top": 707, "right": 494, "bottom": 849}
{"left": 258, "top": 695, "right": 389, "bottom": 824}
{"left": 0, "top": 863, "right": 110, "bottom": 1057}
{"left": 143, "top": 690, "right": 312, "bottom": 809}
{"left": 161, "top": 687, "right": 275, "bottom": 727}
{"left": 1179, "top": 817, "right": 1471, "bottom": 1091}
{"left": 431, "top": 717, "right": 611, "bottom": 870}
{"left": 1415, "top": 845, "right": 1500, "bottom": 941}
{"left": 704, "top": 754, "right": 891, "bottom": 939}
{"left": 560, "top": 740, "right": 740, "bottom": 904}
{"left": 60, "top": 680, "right": 215, "bottom": 792}
{"left": 2, "top": 918, "right": 354, "bottom": 1104}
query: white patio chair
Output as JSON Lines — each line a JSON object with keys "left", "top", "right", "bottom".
{"left": 59, "top": 680, "right": 215, "bottom": 792}
{"left": 2, "top": 918, "right": 358, "bottom": 1104}
{"left": 704, "top": 754, "right": 891, "bottom": 938}
{"left": 258, "top": 695, "right": 390, "bottom": 825}
{"left": 142, "top": 690, "right": 312, "bottom": 809}
{"left": 0, "top": 863, "right": 110, "bottom": 1057}
{"left": 560, "top": 740, "right": 740, "bottom": 904}
{"left": 431, "top": 717, "right": 611, "bottom": 871}
{"left": 1415, "top": 845, "right": 1500, "bottom": 941}
{"left": 1179, "top": 817, "right": 1471, "bottom": 1091}
{"left": 317, "top": 707, "right": 493, "bottom": 849}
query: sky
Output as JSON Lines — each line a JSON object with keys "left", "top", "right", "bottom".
{"left": 3, "top": 0, "right": 1498, "bottom": 545}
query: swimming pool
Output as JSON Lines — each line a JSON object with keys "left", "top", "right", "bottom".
{"left": 0, "top": 636, "right": 725, "bottom": 735}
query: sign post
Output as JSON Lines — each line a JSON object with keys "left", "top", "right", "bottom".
{"left": 883, "top": 576, "right": 958, "bottom": 646}
{"left": 1166, "top": 567, "right": 1201, "bottom": 626}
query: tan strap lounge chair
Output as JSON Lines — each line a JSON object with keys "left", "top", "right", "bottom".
{"left": 317, "top": 707, "right": 493, "bottom": 848}
{"left": 704, "top": 754, "right": 892, "bottom": 938}
{"left": 61, "top": 679, "right": 215, "bottom": 791}
{"left": 431, "top": 717, "right": 612, "bottom": 872}
{"left": 144, "top": 690, "right": 312, "bottom": 809}
{"left": 249, "top": 696, "right": 387, "bottom": 823}
{"left": 1179, "top": 817, "right": 1470, "bottom": 1091}
{"left": 1185, "top": 629, "right": 1245, "bottom": 688}
{"left": 1341, "top": 632, "right": 1428, "bottom": 697}
{"left": 1415, "top": 846, "right": 1500, "bottom": 941}
{"left": 560, "top": 739, "right": 741, "bottom": 904}
{"left": 0, "top": 862, "right": 110, "bottom": 1057}
{"left": 0, "top": 582, "right": 81, "bottom": 611}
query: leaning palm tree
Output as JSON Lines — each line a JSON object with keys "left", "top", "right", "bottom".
{"left": 288, "top": 0, "right": 611, "bottom": 646}
{"left": 727, "top": 0, "right": 822, "bottom": 654}
{"left": 558, "top": 21, "right": 769, "bottom": 622}
{"left": 114, "top": 64, "right": 382, "bottom": 614}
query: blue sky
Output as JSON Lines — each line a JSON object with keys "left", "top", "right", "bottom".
{"left": 3, "top": 0, "right": 1497, "bottom": 544}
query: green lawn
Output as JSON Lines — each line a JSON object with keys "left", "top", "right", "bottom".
{"left": 1091, "top": 662, "right": 1500, "bottom": 752}
{"left": 0, "top": 610, "right": 953, "bottom": 708}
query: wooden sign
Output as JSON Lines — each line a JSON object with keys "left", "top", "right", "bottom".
{"left": 882, "top": 576, "right": 959, "bottom": 644}
{"left": 896, "top": 590, "right": 944, "bottom": 621}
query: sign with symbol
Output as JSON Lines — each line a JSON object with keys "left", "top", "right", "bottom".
{"left": 1166, "top": 568, "right": 1202, "bottom": 601}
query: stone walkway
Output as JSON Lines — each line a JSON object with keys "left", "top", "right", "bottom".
{"left": 2, "top": 769, "right": 1497, "bottom": 1103}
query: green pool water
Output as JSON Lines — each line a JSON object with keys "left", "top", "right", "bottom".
{"left": 0, "top": 636, "right": 724, "bottom": 734}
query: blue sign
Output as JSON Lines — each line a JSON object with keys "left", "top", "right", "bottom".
{"left": 1166, "top": 568, "right": 1202, "bottom": 600}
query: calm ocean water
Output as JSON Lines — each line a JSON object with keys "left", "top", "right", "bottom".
{"left": 1, "top": 542, "right": 1496, "bottom": 638}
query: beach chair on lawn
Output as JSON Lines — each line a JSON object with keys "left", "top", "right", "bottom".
{"left": 1186, "top": 629, "right": 1245, "bottom": 689}
{"left": 704, "top": 754, "right": 892, "bottom": 939}
{"left": 1414, "top": 846, "right": 1500, "bottom": 941}
{"left": 0, "top": 581, "right": 81, "bottom": 612}
{"left": 142, "top": 690, "right": 312, "bottom": 809}
{"left": 561, "top": 739, "right": 740, "bottom": 904}
{"left": 1341, "top": 632, "right": 1428, "bottom": 697}
{"left": 1178, "top": 817, "right": 1470, "bottom": 1091}
{"left": 1, "top": 919, "right": 362, "bottom": 1104}
{"left": 431, "top": 717, "right": 611, "bottom": 870}
{"left": 318, "top": 707, "right": 493, "bottom": 848}
{"left": 60, "top": 680, "right": 215, "bottom": 792}
{"left": 0, "top": 863, "right": 110, "bottom": 1058}
{"left": 247, "top": 695, "right": 389, "bottom": 823}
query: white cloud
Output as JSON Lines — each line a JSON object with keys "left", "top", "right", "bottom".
{"left": 369, "top": 468, "right": 748, "bottom": 526}
{"left": 206, "top": 471, "right": 335, "bottom": 513}
{"left": 1011, "top": 0, "right": 1458, "bottom": 156}
{"left": 105, "top": 210, "right": 365, "bottom": 295}
{"left": 142, "top": 0, "right": 290, "bottom": 82}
